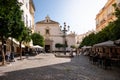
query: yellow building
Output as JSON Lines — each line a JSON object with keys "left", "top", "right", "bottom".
{"left": 95, "top": 0, "right": 118, "bottom": 32}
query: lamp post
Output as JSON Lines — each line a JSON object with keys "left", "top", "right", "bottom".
{"left": 60, "top": 22, "right": 70, "bottom": 55}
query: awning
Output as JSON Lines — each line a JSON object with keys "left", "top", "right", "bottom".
{"left": 9, "top": 37, "right": 25, "bottom": 48}
{"left": 114, "top": 39, "right": 120, "bottom": 45}
{"left": 32, "top": 45, "right": 43, "bottom": 49}
{"left": 82, "top": 46, "right": 92, "bottom": 49}
{"left": 93, "top": 40, "right": 116, "bottom": 47}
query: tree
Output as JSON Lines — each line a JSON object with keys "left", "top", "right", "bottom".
{"left": 0, "top": 0, "right": 24, "bottom": 65}
{"left": 16, "top": 27, "right": 32, "bottom": 60}
{"left": 80, "top": 4, "right": 120, "bottom": 47}
{"left": 31, "top": 33, "right": 45, "bottom": 47}
{"left": 80, "top": 33, "right": 96, "bottom": 47}
{"left": 111, "top": 4, "right": 120, "bottom": 40}
{"left": 55, "top": 43, "right": 63, "bottom": 51}
{"left": 70, "top": 45, "right": 76, "bottom": 49}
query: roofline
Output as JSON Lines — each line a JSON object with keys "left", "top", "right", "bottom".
{"left": 30, "top": 0, "right": 35, "bottom": 11}
{"left": 36, "top": 20, "right": 59, "bottom": 24}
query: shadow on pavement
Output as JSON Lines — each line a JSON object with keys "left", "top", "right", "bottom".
{"left": 0, "top": 55, "right": 120, "bottom": 80}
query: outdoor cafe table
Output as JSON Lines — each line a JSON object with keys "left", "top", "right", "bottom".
{"left": 111, "top": 58, "right": 120, "bottom": 66}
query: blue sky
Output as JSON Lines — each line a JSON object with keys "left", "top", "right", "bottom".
{"left": 33, "top": 0, "right": 107, "bottom": 34}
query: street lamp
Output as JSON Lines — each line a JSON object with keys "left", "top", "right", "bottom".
{"left": 60, "top": 22, "right": 70, "bottom": 55}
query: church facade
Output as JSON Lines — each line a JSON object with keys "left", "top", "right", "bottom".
{"left": 35, "top": 16, "right": 76, "bottom": 52}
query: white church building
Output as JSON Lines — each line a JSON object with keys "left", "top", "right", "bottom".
{"left": 35, "top": 16, "right": 76, "bottom": 52}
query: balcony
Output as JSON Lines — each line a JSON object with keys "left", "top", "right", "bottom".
{"left": 107, "top": 13, "right": 113, "bottom": 19}
{"left": 100, "top": 19, "right": 106, "bottom": 24}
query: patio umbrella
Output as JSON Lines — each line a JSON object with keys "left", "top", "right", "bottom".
{"left": 93, "top": 40, "right": 116, "bottom": 47}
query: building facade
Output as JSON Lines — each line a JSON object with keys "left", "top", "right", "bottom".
{"left": 76, "top": 30, "right": 95, "bottom": 47}
{"left": 19, "top": 0, "right": 35, "bottom": 33}
{"left": 95, "top": 0, "right": 120, "bottom": 32}
{"left": 35, "top": 16, "right": 76, "bottom": 52}
{"left": 6, "top": 0, "right": 35, "bottom": 53}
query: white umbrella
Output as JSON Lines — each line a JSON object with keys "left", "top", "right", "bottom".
{"left": 114, "top": 39, "right": 120, "bottom": 45}
{"left": 32, "top": 45, "right": 43, "bottom": 49}
{"left": 82, "top": 46, "right": 92, "bottom": 49}
{"left": 93, "top": 40, "right": 116, "bottom": 47}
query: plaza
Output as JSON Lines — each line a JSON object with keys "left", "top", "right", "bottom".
{"left": 0, "top": 0, "right": 120, "bottom": 80}
{"left": 0, "top": 53, "right": 120, "bottom": 80}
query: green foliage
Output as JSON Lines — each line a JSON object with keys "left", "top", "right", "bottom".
{"left": 0, "top": 0, "right": 25, "bottom": 64}
{"left": 55, "top": 42, "right": 68, "bottom": 50}
{"left": 80, "top": 33, "right": 96, "bottom": 47}
{"left": 0, "top": 0, "right": 24, "bottom": 38}
{"left": 55, "top": 43, "right": 63, "bottom": 49}
{"left": 31, "top": 33, "right": 45, "bottom": 47}
{"left": 16, "top": 27, "right": 32, "bottom": 43}
{"left": 112, "top": 9, "right": 120, "bottom": 40}
{"left": 70, "top": 45, "right": 76, "bottom": 49}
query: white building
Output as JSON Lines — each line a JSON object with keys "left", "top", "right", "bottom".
{"left": 76, "top": 30, "right": 95, "bottom": 47}
{"left": 76, "top": 34, "right": 86, "bottom": 47}
{"left": 19, "top": 0, "right": 35, "bottom": 33}
{"left": 35, "top": 16, "right": 76, "bottom": 52}
{"left": 18, "top": 0, "right": 35, "bottom": 47}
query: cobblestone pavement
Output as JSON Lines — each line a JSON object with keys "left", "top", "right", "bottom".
{"left": 0, "top": 53, "right": 120, "bottom": 80}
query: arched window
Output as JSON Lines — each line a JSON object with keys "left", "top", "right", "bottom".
{"left": 46, "top": 29, "right": 49, "bottom": 34}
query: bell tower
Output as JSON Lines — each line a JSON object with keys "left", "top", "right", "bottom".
{"left": 45, "top": 15, "right": 50, "bottom": 22}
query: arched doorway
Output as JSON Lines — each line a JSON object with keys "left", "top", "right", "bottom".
{"left": 45, "top": 39, "right": 53, "bottom": 53}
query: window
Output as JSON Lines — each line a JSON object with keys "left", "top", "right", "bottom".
{"left": 22, "top": 15, "right": 24, "bottom": 21}
{"left": 46, "top": 29, "right": 50, "bottom": 34}
{"left": 47, "top": 19, "right": 48, "bottom": 22}
{"left": 26, "top": 3, "right": 28, "bottom": 9}
{"left": 30, "top": 20, "right": 31, "bottom": 28}
{"left": 26, "top": 15, "right": 28, "bottom": 27}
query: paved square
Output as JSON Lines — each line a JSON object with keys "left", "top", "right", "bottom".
{"left": 0, "top": 53, "right": 120, "bottom": 80}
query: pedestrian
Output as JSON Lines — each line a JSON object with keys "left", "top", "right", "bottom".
{"left": 76, "top": 48, "right": 80, "bottom": 56}
{"left": 6, "top": 50, "right": 10, "bottom": 62}
{"left": 10, "top": 52, "right": 15, "bottom": 62}
{"left": 70, "top": 49, "right": 74, "bottom": 57}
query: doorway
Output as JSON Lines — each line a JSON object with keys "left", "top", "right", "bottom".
{"left": 45, "top": 45, "right": 50, "bottom": 53}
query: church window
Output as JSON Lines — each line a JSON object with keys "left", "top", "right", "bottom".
{"left": 46, "top": 29, "right": 50, "bottom": 34}
{"left": 47, "top": 19, "right": 49, "bottom": 22}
